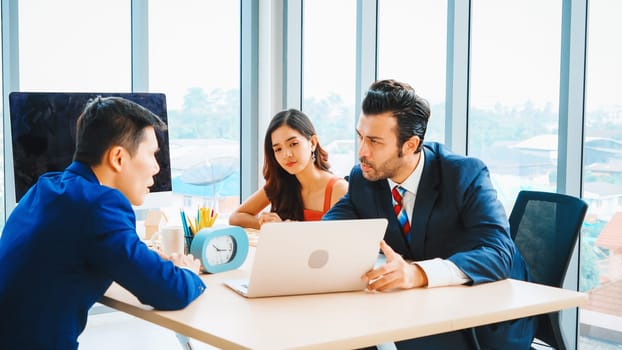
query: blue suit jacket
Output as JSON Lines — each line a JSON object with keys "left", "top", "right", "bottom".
{"left": 324, "top": 142, "right": 536, "bottom": 349}
{"left": 0, "top": 162, "right": 205, "bottom": 349}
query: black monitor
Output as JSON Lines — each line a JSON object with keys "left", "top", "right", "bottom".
{"left": 8, "top": 92, "right": 172, "bottom": 203}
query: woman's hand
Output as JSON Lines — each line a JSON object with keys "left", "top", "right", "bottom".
{"left": 258, "top": 212, "right": 283, "bottom": 226}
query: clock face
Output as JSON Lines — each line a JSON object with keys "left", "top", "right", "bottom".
{"left": 205, "top": 235, "right": 236, "bottom": 266}
{"left": 190, "top": 225, "right": 249, "bottom": 274}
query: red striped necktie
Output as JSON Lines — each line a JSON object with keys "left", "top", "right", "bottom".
{"left": 391, "top": 185, "right": 411, "bottom": 241}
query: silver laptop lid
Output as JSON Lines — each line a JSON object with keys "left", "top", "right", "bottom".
{"left": 245, "top": 218, "right": 388, "bottom": 297}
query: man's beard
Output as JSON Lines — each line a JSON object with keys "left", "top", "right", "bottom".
{"left": 359, "top": 154, "right": 403, "bottom": 182}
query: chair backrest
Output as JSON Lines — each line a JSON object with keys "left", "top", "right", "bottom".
{"left": 509, "top": 190, "right": 588, "bottom": 350}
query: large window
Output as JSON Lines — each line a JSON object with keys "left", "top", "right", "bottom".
{"left": 580, "top": 0, "right": 622, "bottom": 347}
{"left": 18, "top": 0, "right": 130, "bottom": 91}
{"left": 377, "top": 0, "right": 447, "bottom": 144}
{"left": 302, "top": 0, "right": 356, "bottom": 178}
{"left": 148, "top": 1, "right": 241, "bottom": 215}
{"left": 469, "top": 0, "right": 562, "bottom": 211}
{"left": 10, "top": 0, "right": 242, "bottom": 220}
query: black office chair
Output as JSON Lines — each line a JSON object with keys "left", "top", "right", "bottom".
{"left": 509, "top": 190, "right": 588, "bottom": 350}
{"left": 469, "top": 190, "right": 588, "bottom": 350}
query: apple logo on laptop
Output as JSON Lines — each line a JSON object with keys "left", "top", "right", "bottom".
{"left": 308, "top": 249, "right": 329, "bottom": 269}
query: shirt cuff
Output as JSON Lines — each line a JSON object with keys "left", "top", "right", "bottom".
{"left": 413, "top": 258, "right": 470, "bottom": 288}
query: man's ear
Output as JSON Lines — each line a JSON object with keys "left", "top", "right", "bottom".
{"left": 106, "top": 146, "right": 126, "bottom": 173}
{"left": 403, "top": 135, "right": 421, "bottom": 155}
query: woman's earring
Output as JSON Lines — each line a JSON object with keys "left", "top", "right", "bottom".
{"left": 312, "top": 149, "right": 316, "bottom": 162}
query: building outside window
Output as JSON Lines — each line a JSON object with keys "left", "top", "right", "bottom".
{"left": 580, "top": 0, "right": 622, "bottom": 347}
{"left": 469, "top": 0, "right": 561, "bottom": 211}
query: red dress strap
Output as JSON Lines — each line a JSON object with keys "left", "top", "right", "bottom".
{"left": 303, "top": 177, "right": 341, "bottom": 221}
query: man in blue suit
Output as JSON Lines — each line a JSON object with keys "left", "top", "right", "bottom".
{"left": 0, "top": 97, "right": 206, "bottom": 349}
{"left": 323, "top": 79, "right": 536, "bottom": 349}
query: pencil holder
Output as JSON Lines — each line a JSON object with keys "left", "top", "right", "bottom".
{"left": 180, "top": 207, "right": 220, "bottom": 255}
{"left": 184, "top": 233, "right": 194, "bottom": 255}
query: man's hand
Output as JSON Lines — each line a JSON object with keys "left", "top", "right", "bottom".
{"left": 362, "top": 240, "right": 428, "bottom": 291}
{"left": 168, "top": 252, "right": 202, "bottom": 275}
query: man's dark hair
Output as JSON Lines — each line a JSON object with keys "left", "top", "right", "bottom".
{"left": 361, "top": 79, "right": 431, "bottom": 153}
{"left": 73, "top": 96, "right": 167, "bottom": 165}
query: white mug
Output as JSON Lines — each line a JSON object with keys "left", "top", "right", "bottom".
{"left": 152, "top": 225, "right": 184, "bottom": 256}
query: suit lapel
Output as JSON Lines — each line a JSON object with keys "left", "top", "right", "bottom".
{"left": 409, "top": 147, "right": 440, "bottom": 259}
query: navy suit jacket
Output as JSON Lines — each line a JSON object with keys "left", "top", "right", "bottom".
{"left": 0, "top": 162, "right": 206, "bottom": 349}
{"left": 324, "top": 142, "right": 536, "bottom": 349}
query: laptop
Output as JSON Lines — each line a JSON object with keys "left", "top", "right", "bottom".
{"left": 224, "top": 218, "right": 388, "bottom": 298}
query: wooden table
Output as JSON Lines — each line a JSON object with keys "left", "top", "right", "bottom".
{"left": 100, "top": 249, "right": 588, "bottom": 350}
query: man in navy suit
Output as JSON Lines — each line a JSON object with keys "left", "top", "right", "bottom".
{"left": 0, "top": 97, "right": 205, "bottom": 349}
{"left": 323, "top": 79, "right": 536, "bottom": 349}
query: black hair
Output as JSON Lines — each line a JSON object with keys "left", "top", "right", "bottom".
{"left": 362, "top": 79, "right": 431, "bottom": 153}
{"left": 74, "top": 96, "right": 167, "bottom": 165}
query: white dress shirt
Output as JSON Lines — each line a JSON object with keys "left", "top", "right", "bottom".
{"left": 387, "top": 151, "right": 470, "bottom": 288}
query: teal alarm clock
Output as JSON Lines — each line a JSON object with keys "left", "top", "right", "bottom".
{"left": 190, "top": 225, "right": 249, "bottom": 273}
